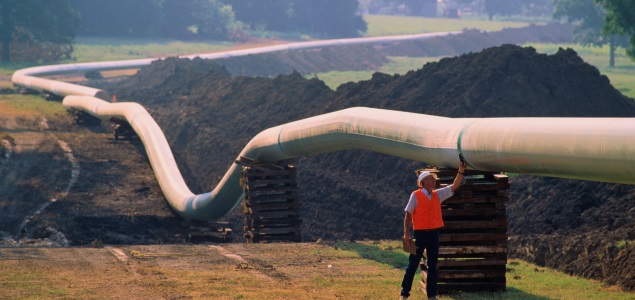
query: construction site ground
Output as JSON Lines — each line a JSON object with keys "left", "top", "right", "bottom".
{"left": 1, "top": 22, "right": 635, "bottom": 298}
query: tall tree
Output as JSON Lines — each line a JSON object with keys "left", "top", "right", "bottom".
{"left": 191, "top": 0, "right": 236, "bottom": 40}
{"left": 553, "top": 0, "right": 628, "bottom": 66}
{"left": 162, "top": 0, "right": 236, "bottom": 40}
{"left": 292, "top": 0, "right": 367, "bottom": 38}
{"left": 484, "top": 0, "right": 522, "bottom": 20}
{"left": 67, "top": 0, "right": 163, "bottom": 37}
{"left": 0, "top": 0, "right": 79, "bottom": 62}
{"left": 595, "top": 0, "right": 635, "bottom": 61}
{"left": 229, "top": 0, "right": 295, "bottom": 32}
{"left": 228, "top": 0, "right": 366, "bottom": 38}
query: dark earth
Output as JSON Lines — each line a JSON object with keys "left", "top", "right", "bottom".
{"left": 1, "top": 23, "right": 634, "bottom": 291}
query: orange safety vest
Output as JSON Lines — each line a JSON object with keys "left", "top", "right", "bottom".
{"left": 411, "top": 189, "right": 444, "bottom": 230}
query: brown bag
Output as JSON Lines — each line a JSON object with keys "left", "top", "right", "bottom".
{"left": 402, "top": 237, "right": 416, "bottom": 255}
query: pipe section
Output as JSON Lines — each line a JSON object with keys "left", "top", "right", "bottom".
{"left": 13, "top": 32, "right": 635, "bottom": 221}
{"left": 12, "top": 31, "right": 458, "bottom": 100}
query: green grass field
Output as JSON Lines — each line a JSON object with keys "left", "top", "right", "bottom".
{"left": 363, "top": 15, "right": 533, "bottom": 36}
{"left": 72, "top": 37, "right": 235, "bottom": 63}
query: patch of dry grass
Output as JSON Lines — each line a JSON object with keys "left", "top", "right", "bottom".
{"left": 1, "top": 243, "right": 633, "bottom": 299}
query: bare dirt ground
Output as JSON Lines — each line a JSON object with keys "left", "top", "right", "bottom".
{"left": 1, "top": 22, "right": 634, "bottom": 297}
{"left": 1, "top": 242, "right": 408, "bottom": 299}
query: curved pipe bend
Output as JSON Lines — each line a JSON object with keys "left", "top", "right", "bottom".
{"left": 13, "top": 32, "right": 635, "bottom": 221}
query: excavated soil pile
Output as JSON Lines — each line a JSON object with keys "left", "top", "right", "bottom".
{"left": 106, "top": 44, "right": 635, "bottom": 290}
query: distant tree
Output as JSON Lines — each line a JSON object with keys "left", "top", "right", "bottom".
{"left": 553, "top": 0, "right": 628, "bottom": 66}
{"left": 67, "top": 0, "right": 163, "bottom": 37}
{"left": 595, "top": 0, "right": 635, "bottom": 61}
{"left": 229, "top": 0, "right": 295, "bottom": 32}
{"left": 401, "top": 0, "right": 437, "bottom": 17}
{"left": 162, "top": 0, "right": 236, "bottom": 40}
{"left": 228, "top": 0, "right": 366, "bottom": 38}
{"left": 522, "top": 0, "right": 553, "bottom": 16}
{"left": 69, "top": 0, "right": 237, "bottom": 40}
{"left": 0, "top": 0, "right": 79, "bottom": 62}
{"left": 484, "top": 0, "right": 522, "bottom": 20}
{"left": 290, "top": 0, "right": 367, "bottom": 38}
{"left": 192, "top": 0, "right": 238, "bottom": 40}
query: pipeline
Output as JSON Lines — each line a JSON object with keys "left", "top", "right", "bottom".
{"left": 12, "top": 34, "right": 635, "bottom": 221}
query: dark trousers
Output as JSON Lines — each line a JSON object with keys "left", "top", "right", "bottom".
{"left": 400, "top": 229, "right": 440, "bottom": 298}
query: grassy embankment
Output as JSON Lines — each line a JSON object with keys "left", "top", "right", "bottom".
{"left": 0, "top": 16, "right": 634, "bottom": 299}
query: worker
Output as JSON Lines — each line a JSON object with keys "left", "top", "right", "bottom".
{"left": 399, "top": 160, "right": 467, "bottom": 300}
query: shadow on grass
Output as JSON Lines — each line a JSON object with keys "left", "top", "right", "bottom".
{"left": 443, "top": 287, "right": 553, "bottom": 300}
{"left": 335, "top": 242, "right": 553, "bottom": 300}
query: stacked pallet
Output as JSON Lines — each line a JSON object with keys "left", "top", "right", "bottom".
{"left": 240, "top": 163, "right": 302, "bottom": 243}
{"left": 420, "top": 168, "right": 509, "bottom": 293}
{"left": 72, "top": 110, "right": 101, "bottom": 125}
{"left": 186, "top": 221, "right": 233, "bottom": 243}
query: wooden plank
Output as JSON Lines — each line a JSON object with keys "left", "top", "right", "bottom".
{"left": 444, "top": 196, "right": 509, "bottom": 205}
{"left": 251, "top": 235, "right": 301, "bottom": 243}
{"left": 438, "top": 258, "right": 506, "bottom": 268}
{"left": 244, "top": 178, "right": 297, "bottom": 187}
{"left": 439, "top": 246, "right": 507, "bottom": 256}
{"left": 250, "top": 204, "right": 299, "bottom": 213}
{"left": 443, "top": 219, "right": 507, "bottom": 229}
{"left": 459, "top": 181, "right": 509, "bottom": 191}
{"left": 243, "top": 171, "right": 294, "bottom": 177}
{"left": 246, "top": 193, "right": 297, "bottom": 204}
{"left": 439, "top": 269, "right": 506, "bottom": 280}
{"left": 490, "top": 174, "right": 509, "bottom": 184}
{"left": 440, "top": 233, "right": 507, "bottom": 243}
{"left": 251, "top": 211, "right": 298, "bottom": 219}
{"left": 252, "top": 226, "right": 299, "bottom": 235}
{"left": 250, "top": 218, "right": 301, "bottom": 227}
{"left": 442, "top": 207, "right": 505, "bottom": 217}
{"left": 245, "top": 185, "right": 297, "bottom": 193}
{"left": 437, "top": 282, "right": 506, "bottom": 293}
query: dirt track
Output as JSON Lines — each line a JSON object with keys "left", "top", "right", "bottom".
{"left": 1, "top": 242, "right": 406, "bottom": 299}
{"left": 1, "top": 22, "right": 635, "bottom": 294}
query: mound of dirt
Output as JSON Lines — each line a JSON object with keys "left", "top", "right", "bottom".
{"left": 103, "top": 42, "right": 635, "bottom": 290}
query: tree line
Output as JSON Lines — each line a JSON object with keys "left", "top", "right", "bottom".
{"left": 68, "top": 0, "right": 365, "bottom": 40}
{"left": 0, "top": 0, "right": 365, "bottom": 62}
{"left": 0, "top": 0, "right": 633, "bottom": 63}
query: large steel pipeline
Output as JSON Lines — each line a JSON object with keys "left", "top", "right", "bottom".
{"left": 13, "top": 34, "right": 635, "bottom": 221}
{"left": 12, "top": 31, "right": 458, "bottom": 100}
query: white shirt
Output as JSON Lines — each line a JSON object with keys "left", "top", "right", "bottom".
{"left": 404, "top": 185, "right": 454, "bottom": 214}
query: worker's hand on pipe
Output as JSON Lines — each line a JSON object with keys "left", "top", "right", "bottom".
{"left": 459, "top": 160, "right": 467, "bottom": 173}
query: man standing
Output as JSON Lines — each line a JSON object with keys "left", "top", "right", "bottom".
{"left": 400, "top": 161, "right": 467, "bottom": 300}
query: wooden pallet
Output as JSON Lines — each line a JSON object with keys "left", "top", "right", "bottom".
{"left": 72, "top": 110, "right": 101, "bottom": 125}
{"left": 186, "top": 221, "right": 233, "bottom": 243}
{"left": 419, "top": 168, "right": 509, "bottom": 294}
{"left": 240, "top": 162, "right": 302, "bottom": 243}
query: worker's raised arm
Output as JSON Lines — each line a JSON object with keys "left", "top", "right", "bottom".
{"left": 451, "top": 160, "right": 468, "bottom": 192}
